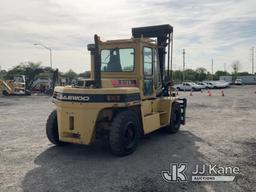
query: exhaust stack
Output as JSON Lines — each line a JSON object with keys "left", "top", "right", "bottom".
{"left": 94, "top": 34, "right": 102, "bottom": 88}
{"left": 87, "top": 35, "right": 102, "bottom": 88}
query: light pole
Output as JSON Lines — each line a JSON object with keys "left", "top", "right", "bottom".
{"left": 211, "top": 59, "right": 214, "bottom": 80}
{"left": 34, "top": 43, "right": 52, "bottom": 68}
{"left": 182, "top": 48, "right": 185, "bottom": 82}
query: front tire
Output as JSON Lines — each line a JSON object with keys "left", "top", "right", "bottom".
{"left": 165, "top": 102, "right": 182, "bottom": 134}
{"left": 46, "top": 110, "right": 66, "bottom": 146}
{"left": 109, "top": 110, "right": 140, "bottom": 156}
{"left": 25, "top": 89, "right": 31, "bottom": 95}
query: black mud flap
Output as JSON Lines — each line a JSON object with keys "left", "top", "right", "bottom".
{"left": 177, "top": 98, "right": 187, "bottom": 125}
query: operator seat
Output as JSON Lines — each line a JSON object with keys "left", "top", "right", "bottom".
{"left": 107, "top": 54, "right": 122, "bottom": 72}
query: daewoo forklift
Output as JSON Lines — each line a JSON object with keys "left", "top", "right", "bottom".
{"left": 46, "top": 24, "right": 187, "bottom": 156}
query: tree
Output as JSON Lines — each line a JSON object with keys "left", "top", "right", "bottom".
{"left": 184, "top": 69, "right": 197, "bottom": 81}
{"left": 78, "top": 71, "right": 91, "bottom": 78}
{"left": 195, "top": 67, "right": 207, "bottom": 81}
{"left": 5, "top": 61, "right": 42, "bottom": 80}
{"left": 63, "top": 70, "right": 78, "bottom": 83}
{"left": 172, "top": 70, "right": 183, "bottom": 82}
{"left": 22, "top": 61, "right": 41, "bottom": 70}
{"left": 237, "top": 71, "right": 250, "bottom": 76}
{"left": 0, "top": 69, "right": 7, "bottom": 80}
{"left": 215, "top": 70, "right": 230, "bottom": 80}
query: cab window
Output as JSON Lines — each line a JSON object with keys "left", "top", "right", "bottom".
{"left": 143, "top": 47, "right": 153, "bottom": 75}
{"left": 143, "top": 47, "right": 153, "bottom": 96}
{"left": 101, "top": 48, "right": 135, "bottom": 72}
{"left": 153, "top": 49, "right": 161, "bottom": 89}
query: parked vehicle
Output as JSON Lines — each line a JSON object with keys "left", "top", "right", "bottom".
{"left": 207, "top": 81, "right": 230, "bottom": 89}
{"left": 174, "top": 82, "right": 202, "bottom": 91}
{"left": 196, "top": 82, "right": 207, "bottom": 89}
{"left": 234, "top": 79, "right": 243, "bottom": 85}
{"left": 219, "top": 80, "right": 230, "bottom": 87}
{"left": 202, "top": 81, "right": 215, "bottom": 89}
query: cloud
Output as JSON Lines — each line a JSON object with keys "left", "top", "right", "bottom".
{"left": 0, "top": 0, "right": 255, "bottom": 73}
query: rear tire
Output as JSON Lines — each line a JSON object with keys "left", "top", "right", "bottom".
{"left": 46, "top": 110, "right": 66, "bottom": 146}
{"left": 109, "top": 110, "right": 140, "bottom": 156}
{"left": 165, "top": 102, "right": 181, "bottom": 134}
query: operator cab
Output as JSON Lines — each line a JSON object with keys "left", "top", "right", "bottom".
{"left": 13, "top": 75, "right": 26, "bottom": 88}
{"left": 99, "top": 38, "right": 161, "bottom": 98}
{"left": 13, "top": 75, "right": 25, "bottom": 83}
{"left": 85, "top": 24, "right": 173, "bottom": 99}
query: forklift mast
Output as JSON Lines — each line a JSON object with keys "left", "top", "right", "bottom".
{"left": 132, "top": 24, "right": 173, "bottom": 85}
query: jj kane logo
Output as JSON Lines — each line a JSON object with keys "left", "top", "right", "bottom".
{"left": 162, "top": 163, "right": 239, "bottom": 182}
{"left": 162, "top": 163, "right": 187, "bottom": 182}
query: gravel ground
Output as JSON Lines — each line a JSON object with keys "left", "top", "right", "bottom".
{"left": 0, "top": 85, "right": 256, "bottom": 192}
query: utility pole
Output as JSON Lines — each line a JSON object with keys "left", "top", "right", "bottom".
{"left": 252, "top": 47, "right": 255, "bottom": 75}
{"left": 211, "top": 59, "right": 214, "bottom": 80}
{"left": 211, "top": 59, "right": 214, "bottom": 75}
{"left": 224, "top": 63, "right": 227, "bottom": 73}
{"left": 182, "top": 49, "right": 185, "bottom": 82}
{"left": 50, "top": 48, "right": 52, "bottom": 68}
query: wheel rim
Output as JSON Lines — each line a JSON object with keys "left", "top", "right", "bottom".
{"left": 124, "top": 121, "right": 136, "bottom": 149}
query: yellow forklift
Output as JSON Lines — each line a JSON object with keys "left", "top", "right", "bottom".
{"left": 0, "top": 75, "right": 31, "bottom": 96}
{"left": 46, "top": 25, "right": 187, "bottom": 156}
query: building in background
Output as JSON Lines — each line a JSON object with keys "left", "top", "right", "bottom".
{"left": 220, "top": 75, "right": 256, "bottom": 84}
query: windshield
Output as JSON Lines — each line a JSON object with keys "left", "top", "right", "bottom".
{"left": 101, "top": 48, "right": 135, "bottom": 72}
{"left": 14, "top": 76, "right": 25, "bottom": 83}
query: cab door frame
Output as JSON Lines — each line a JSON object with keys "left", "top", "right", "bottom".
{"left": 142, "top": 46, "right": 154, "bottom": 98}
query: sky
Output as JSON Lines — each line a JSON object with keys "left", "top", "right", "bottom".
{"left": 0, "top": 0, "right": 255, "bottom": 73}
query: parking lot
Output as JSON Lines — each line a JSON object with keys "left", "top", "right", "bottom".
{"left": 0, "top": 85, "right": 256, "bottom": 192}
